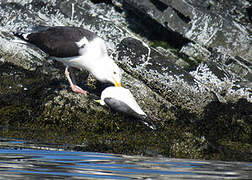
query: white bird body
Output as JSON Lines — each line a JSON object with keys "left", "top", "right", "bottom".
{"left": 51, "top": 37, "right": 118, "bottom": 84}
{"left": 100, "top": 86, "right": 146, "bottom": 117}
{"left": 99, "top": 87, "right": 156, "bottom": 130}
{"left": 15, "top": 26, "right": 122, "bottom": 94}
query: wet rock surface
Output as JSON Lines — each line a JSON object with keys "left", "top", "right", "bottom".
{"left": 121, "top": 0, "right": 252, "bottom": 60}
{"left": 0, "top": 0, "right": 251, "bottom": 161}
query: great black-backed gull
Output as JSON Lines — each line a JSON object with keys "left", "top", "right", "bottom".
{"left": 15, "top": 26, "right": 122, "bottom": 95}
{"left": 96, "top": 86, "right": 156, "bottom": 130}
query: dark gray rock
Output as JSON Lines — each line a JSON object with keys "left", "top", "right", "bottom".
{"left": 115, "top": 37, "right": 251, "bottom": 112}
{"left": 119, "top": 0, "right": 252, "bottom": 77}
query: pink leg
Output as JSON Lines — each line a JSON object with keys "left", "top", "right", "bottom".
{"left": 65, "top": 66, "right": 87, "bottom": 95}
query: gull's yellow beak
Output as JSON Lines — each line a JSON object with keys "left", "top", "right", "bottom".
{"left": 114, "top": 81, "right": 122, "bottom": 87}
{"left": 94, "top": 99, "right": 101, "bottom": 103}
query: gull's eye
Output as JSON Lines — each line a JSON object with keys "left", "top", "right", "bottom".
{"left": 113, "top": 71, "right": 117, "bottom": 75}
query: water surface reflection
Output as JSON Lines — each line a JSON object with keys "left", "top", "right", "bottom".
{"left": 0, "top": 138, "right": 251, "bottom": 179}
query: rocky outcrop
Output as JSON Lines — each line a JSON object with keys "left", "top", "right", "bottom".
{"left": 118, "top": 0, "right": 252, "bottom": 80}
{"left": 0, "top": 0, "right": 251, "bottom": 161}
{"left": 116, "top": 37, "right": 251, "bottom": 112}
{"left": 123, "top": 0, "right": 251, "bottom": 55}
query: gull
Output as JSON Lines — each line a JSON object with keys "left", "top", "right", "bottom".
{"left": 96, "top": 86, "right": 156, "bottom": 130}
{"left": 15, "top": 26, "right": 122, "bottom": 95}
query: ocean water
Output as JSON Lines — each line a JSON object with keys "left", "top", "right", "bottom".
{"left": 0, "top": 138, "right": 251, "bottom": 179}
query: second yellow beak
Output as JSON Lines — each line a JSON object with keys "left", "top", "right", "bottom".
{"left": 114, "top": 81, "right": 122, "bottom": 87}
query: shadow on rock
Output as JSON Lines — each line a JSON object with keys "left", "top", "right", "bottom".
{"left": 195, "top": 98, "right": 252, "bottom": 161}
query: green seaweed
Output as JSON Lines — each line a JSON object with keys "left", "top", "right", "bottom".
{"left": 150, "top": 40, "right": 200, "bottom": 71}
{"left": 0, "top": 62, "right": 251, "bottom": 162}
{"left": 150, "top": 40, "right": 174, "bottom": 49}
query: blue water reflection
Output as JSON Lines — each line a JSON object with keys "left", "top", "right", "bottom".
{"left": 0, "top": 139, "right": 251, "bottom": 179}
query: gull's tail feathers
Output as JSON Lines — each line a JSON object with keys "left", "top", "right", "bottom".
{"left": 137, "top": 114, "right": 157, "bottom": 131}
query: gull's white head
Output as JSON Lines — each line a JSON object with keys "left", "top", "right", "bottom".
{"left": 97, "top": 86, "right": 156, "bottom": 130}
{"left": 77, "top": 36, "right": 122, "bottom": 87}
{"left": 93, "top": 56, "right": 122, "bottom": 87}
{"left": 99, "top": 86, "right": 146, "bottom": 116}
